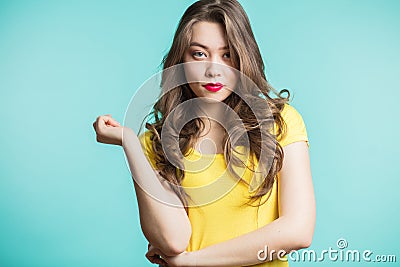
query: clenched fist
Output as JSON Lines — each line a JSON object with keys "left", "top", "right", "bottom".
{"left": 92, "top": 114, "right": 124, "bottom": 146}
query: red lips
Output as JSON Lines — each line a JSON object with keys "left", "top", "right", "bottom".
{"left": 202, "top": 83, "right": 224, "bottom": 92}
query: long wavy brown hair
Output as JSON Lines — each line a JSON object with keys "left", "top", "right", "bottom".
{"left": 141, "top": 0, "right": 289, "bottom": 207}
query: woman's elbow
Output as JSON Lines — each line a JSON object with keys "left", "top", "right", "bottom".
{"left": 160, "top": 231, "right": 191, "bottom": 256}
{"left": 158, "top": 223, "right": 192, "bottom": 256}
{"left": 162, "top": 242, "right": 187, "bottom": 256}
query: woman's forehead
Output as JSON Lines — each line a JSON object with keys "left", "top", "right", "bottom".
{"left": 189, "top": 21, "right": 228, "bottom": 49}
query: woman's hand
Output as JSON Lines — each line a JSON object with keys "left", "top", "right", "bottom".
{"left": 146, "top": 243, "right": 196, "bottom": 267}
{"left": 146, "top": 243, "right": 168, "bottom": 266}
{"left": 92, "top": 114, "right": 124, "bottom": 146}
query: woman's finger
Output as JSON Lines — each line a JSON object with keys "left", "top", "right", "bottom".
{"left": 146, "top": 254, "right": 166, "bottom": 265}
{"left": 95, "top": 116, "right": 106, "bottom": 128}
{"left": 105, "top": 117, "right": 121, "bottom": 127}
{"left": 145, "top": 249, "right": 167, "bottom": 265}
{"left": 99, "top": 114, "right": 120, "bottom": 127}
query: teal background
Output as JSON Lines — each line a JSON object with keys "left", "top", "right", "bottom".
{"left": 0, "top": 0, "right": 399, "bottom": 266}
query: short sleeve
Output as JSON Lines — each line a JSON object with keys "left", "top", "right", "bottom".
{"left": 278, "top": 104, "right": 309, "bottom": 147}
{"left": 138, "top": 131, "right": 158, "bottom": 169}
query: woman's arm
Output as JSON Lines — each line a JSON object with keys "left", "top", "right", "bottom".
{"left": 123, "top": 128, "right": 192, "bottom": 256}
{"left": 93, "top": 115, "right": 191, "bottom": 256}
{"left": 160, "top": 141, "right": 315, "bottom": 266}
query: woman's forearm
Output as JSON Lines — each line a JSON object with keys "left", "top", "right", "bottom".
{"left": 190, "top": 215, "right": 313, "bottom": 266}
{"left": 122, "top": 128, "right": 191, "bottom": 256}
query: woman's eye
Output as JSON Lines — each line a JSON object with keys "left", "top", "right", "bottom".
{"left": 192, "top": 51, "right": 206, "bottom": 58}
{"left": 223, "top": 53, "right": 231, "bottom": 59}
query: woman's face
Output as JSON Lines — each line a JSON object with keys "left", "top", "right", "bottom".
{"left": 183, "top": 21, "right": 238, "bottom": 102}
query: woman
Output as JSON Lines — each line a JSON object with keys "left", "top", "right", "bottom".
{"left": 93, "top": 0, "right": 315, "bottom": 266}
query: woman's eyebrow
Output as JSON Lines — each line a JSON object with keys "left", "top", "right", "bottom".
{"left": 189, "top": 42, "right": 229, "bottom": 50}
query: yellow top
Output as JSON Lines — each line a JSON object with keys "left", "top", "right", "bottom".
{"left": 139, "top": 104, "right": 309, "bottom": 267}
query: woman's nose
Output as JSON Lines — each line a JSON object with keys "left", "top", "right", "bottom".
{"left": 205, "top": 61, "right": 223, "bottom": 78}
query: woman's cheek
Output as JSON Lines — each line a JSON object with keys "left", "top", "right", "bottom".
{"left": 184, "top": 63, "right": 205, "bottom": 83}
{"left": 226, "top": 71, "right": 238, "bottom": 91}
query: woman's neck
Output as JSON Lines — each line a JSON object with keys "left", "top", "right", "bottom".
{"left": 191, "top": 98, "right": 229, "bottom": 154}
{"left": 195, "top": 119, "right": 226, "bottom": 154}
